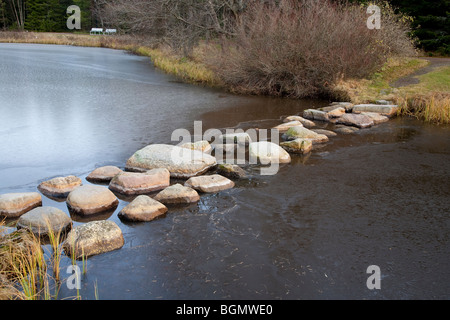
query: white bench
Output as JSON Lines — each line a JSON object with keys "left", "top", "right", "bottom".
{"left": 104, "top": 29, "right": 117, "bottom": 35}
{"left": 90, "top": 28, "right": 103, "bottom": 35}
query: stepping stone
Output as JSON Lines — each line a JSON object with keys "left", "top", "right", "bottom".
{"left": 66, "top": 185, "right": 119, "bottom": 216}
{"left": 327, "top": 107, "right": 346, "bottom": 118}
{"left": 272, "top": 121, "right": 303, "bottom": 132}
{"left": 284, "top": 116, "right": 315, "bottom": 128}
{"left": 280, "top": 138, "right": 313, "bottom": 154}
{"left": 303, "top": 109, "right": 330, "bottom": 122}
{"left": 360, "top": 112, "right": 389, "bottom": 124}
{"left": 0, "top": 192, "right": 42, "bottom": 219}
{"left": 153, "top": 184, "right": 200, "bottom": 204}
{"left": 282, "top": 126, "right": 329, "bottom": 144}
{"left": 336, "top": 113, "right": 374, "bottom": 128}
{"left": 109, "top": 168, "right": 170, "bottom": 195}
{"left": 63, "top": 220, "right": 124, "bottom": 260}
{"left": 311, "top": 129, "right": 338, "bottom": 137}
{"left": 218, "top": 132, "right": 252, "bottom": 145}
{"left": 86, "top": 166, "right": 123, "bottom": 183}
{"left": 17, "top": 206, "right": 72, "bottom": 237}
{"left": 185, "top": 174, "right": 235, "bottom": 193}
{"left": 180, "top": 140, "right": 212, "bottom": 154}
{"left": 217, "top": 164, "right": 247, "bottom": 180}
{"left": 334, "top": 126, "right": 360, "bottom": 134}
{"left": 118, "top": 195, "right": 168, "bottom": 222}
{"left": 126, "top": 144, "right": 217, "bottom": 178}
{"left": 38, "top": 176, "right": 82, "bottom": 198}
{"left": 352, "top": 104, "right": 398, "bottom": 117}
{"left": 249, "top": 141, "right": 291, "bottom": 164}
{"left": 248, "top": 141, "right": 291, "bottom": 165}
{"left": 319, "top": 106, "right": 346, "bottom": 118}
{"left": 329, "top": 102, "right": 354, "bottom": 111}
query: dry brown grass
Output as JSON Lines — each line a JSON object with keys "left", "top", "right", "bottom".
{"left": 0, "top": 31, "right": 136, "bottom": 48}
{"left": 0, "top": 219, "right": 71, "bottom": 300}
{"left": 0, "top": 221, "right": 45, "bottom": 300}
{"left": 132, "top": 45, "right": 220, "bottom": 86}
{"left": 394, "top": 93, "right": 450, "bottom": 124}
{"left": 334, "top": 58, "right": 449, "bottom": 124}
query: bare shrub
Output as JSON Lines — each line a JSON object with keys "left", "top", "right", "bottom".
{"left": 369, "top": 1, "right": 417, "bottom": 57}
{"left": 206, "top": 0, "right": 416, "bottom": 99}
{"left": 97, "top": 0, "right": 244, "bottom": 56}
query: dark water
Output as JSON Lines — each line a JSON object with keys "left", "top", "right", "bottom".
{"left": 1, "top": 44, "right": 449, "bottom": 300}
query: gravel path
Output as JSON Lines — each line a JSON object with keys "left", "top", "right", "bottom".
{"left": 390, "top": 57, "right": 450, "bottom": 88}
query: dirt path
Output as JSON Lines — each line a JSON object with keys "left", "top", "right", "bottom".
{"left": 390, "top": 57, "right": 450, "bottom": 88}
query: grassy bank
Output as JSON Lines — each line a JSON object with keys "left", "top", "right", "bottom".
{"left": 0, "top": 31, "right": 448, "bottom": 124}
{"left": 394, "top": 65, "right": 450, "bottom": 124}
{"left": 131, "top": 45, "right": 219, "bottom": 86}
{"left": 335, "top": 57, "right": 450, "bottom": 124}
{"left": 334, "top": 57, "right": 430, "bottom": 103}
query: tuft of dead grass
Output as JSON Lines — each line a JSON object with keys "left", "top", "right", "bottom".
{"left": 0, "top": 218, "right": 77, "bottom": 300}
{"left": 0, "top": 221, "right": 46, "bottom": 300}
{"left": 394, "top": 93, "right": 450, "bottom": 124}
{"left": 334, "top": 58, "right": 449, "bottom": 124}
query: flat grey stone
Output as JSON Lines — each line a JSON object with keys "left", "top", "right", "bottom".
{"left": 17, "top": 206, "right": 72, "bottom": 236}
{"left": 185, "top": 174, "right": 235, "bottom": 193}
{"left": 66, "top": 185, "right": 119, "bottom": 215}
{"left": 153, "top": 183, "right": 200, "bottom": 204}
{"left": 126, "top": 144, "right": 217, "bottom": 178}
{"left": 118, "top": 195, "right": 168, "bottom": 222}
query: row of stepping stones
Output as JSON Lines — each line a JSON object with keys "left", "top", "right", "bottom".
{"left": 0, "top": 165, "right": 238, "bottom": 260}
{"left": 0, "top": 100, "right": 397, "bottom": 259}
{"left": 272, "top": 101, "right": 398, "bottom": 154}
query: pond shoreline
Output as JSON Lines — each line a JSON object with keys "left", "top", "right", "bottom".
{"left": 1, "top": 31, "right": 448, "bottom": 124}
{"left": 0, "top": 41, "right": 449, "bottom": 300}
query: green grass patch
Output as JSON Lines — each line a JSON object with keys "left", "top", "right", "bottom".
{"left": 334, "top": 56, "right": 449, "bottom": 124}
{"left": 333, "top": 57, "right": 430, "bottom": 104}
{"left": 366, "top": 57, "right": 430, "bottom": 97}
{"left": 393, "top": 66, "right": 450, "bottom": 124}
{"left": 414, "top": 66, "right": 450, "bottom": 92}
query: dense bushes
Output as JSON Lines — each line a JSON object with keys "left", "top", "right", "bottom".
{"left": 206, "top": 0, "right": 416, "bottom": 99}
